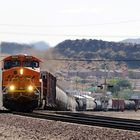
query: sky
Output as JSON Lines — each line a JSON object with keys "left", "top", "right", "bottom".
{"left": 0, "top": 0, "right": 140, "bottom": 46}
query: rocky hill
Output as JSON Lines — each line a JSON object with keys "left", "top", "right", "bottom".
{"left": 54, "top": 39, "right": 140, "bottom": 68}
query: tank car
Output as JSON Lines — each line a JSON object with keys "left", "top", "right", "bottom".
{"left": 124, "top": 100, "right": 135, "bottom": 110}
{"left": 82, "top": 95, "right": 96, "bottom": 111}
{"left": 74, "top": 95, "right": 86, "bottom": 111}
{"left": 94, "top": 99, "right": 102, "bottom": 111}
{"left": 130, "top": 99, "right": 140, "bottom": 110}
{"left": 2, "top": 54, "right": 41, "bottom": 112}
{"left": 100, "top": 97, "right": 109, "bottom": 111}
{"left": 55, "top": 86, "right": 77, "bottom": 111}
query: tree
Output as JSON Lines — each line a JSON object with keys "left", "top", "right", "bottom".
{"left": 108, "top": 78, "right": 132, "bottom": 98}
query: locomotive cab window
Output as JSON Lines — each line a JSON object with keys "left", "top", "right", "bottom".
{"left": 23, "top": 61, "right": 39, "bottom": 68}
{"left": 31, "top": 61, "right": 39, "bottom": 68}
{"left": 4, "top": 60, "right": 21, "bottom": 69}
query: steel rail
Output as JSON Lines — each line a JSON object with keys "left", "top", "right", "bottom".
{"left": 0, "top": 110, "right": 11, "bottom": 113}
{"left": 11, "top": 111, "right": 140, "bottom": 132}
{"left": 54, "top": 111, "right": 140, "bottom": 123}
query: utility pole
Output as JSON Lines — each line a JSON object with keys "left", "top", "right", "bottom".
{"left": 75, "top": 71, "right": 78, "bottom": 91}
{"left": 104, "top": 62, "right": 108, "bottom": 96}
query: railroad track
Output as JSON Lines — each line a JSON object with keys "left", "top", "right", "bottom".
{"left": 0, "top": 109, "right": 12, "bottom": 113}
{"left": 11, "top": 111, "right": 140, "bottom": 132}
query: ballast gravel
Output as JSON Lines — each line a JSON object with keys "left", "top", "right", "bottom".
{"left": 0, "top": 113, "right": 140, "bottom": 140}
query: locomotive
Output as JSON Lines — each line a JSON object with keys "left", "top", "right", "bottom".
{"left": 1, "top": 54, "right": 56, "bottom": 112}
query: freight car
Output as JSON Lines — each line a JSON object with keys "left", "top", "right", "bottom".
{"left": 130, "top": 99, "right": 140, "bottom": 110}
{"left": 40, "top": 71, "right": 56, "bottom": 109}
{"left": 94, "top": 99, "right": 102, "bottom": 111}
{"left": 82, "top": 95, "right": 96, "bottom": 111}
{"left": 107, "top": 99, "right": 125, "bottom": 111}
{"left": 1, "top": 54, "right": 57, "bottom": 112}
{"left": 107, "top": 99, "right": 139, "bottom": 111}
{"left": 56, "top": 86, "right": 77, "bottom": 111}
{"left": 74, "top": 95, "right": 86, "bottom": 111}
{"left": 74, "top": 95, "right": 101, "bottom": 111}
{"left": 124, "top": 100, "right": 135, "bottom": 110}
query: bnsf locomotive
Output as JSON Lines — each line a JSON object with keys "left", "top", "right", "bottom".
{"left": 2, "top": 54, "right": 56, "bottom": 112}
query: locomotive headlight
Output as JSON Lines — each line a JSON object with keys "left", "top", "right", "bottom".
{"left": 28, "top": 85, "right": 33, "bottom": 92}
{"left": 20, "top": 68, "right": 23, "bottom": 75}
{"left": 9, "top": 85, "right": 15, "bottom": 91}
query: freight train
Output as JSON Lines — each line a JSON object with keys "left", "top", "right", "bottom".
{"left": 1, "top": 54, "right": 140, "bottom": 112}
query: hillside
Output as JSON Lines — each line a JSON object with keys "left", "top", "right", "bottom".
{"left": 121, "top": 38, "right": 140, "bottom": 44}
{"left": 0, "top": 41, "right": 50, "bottom": 54}
{"left": 54, "top": 39, "right": 140, "bottom": 68}
{"left": 1, "top": 42, "right": 32, "bottom": 54}
{"left": 31, "top": 41, "right": 50, "bottom": 50}
{"left": 1, "top": 39, "right": 140, "bottom": 71}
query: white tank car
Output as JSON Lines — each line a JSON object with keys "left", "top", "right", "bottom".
{"left": 56, "top": 86, "right": 77, "bottom": 111}
{"left": 74, "top": 95, "right": 86, "bottom": 111}
{"left": 124, "top": 100, "right": 135, "bottom": 110}
{"left": 56, "top": 86, "right": 68, "bottom": 110}
{"left": 67, "top": 94, "right": 77, "bottom": 111}
{"left": 94, "top": 99, "right": 102, "bottom": 111}
{"left": 129, "top": 100, "right": 135, "bottom": 109}
{"left": 82, "top": 95, "right": 96, "bottom": 111}
{"left": 107, "top": 99, "right": 113, "bottom": 110}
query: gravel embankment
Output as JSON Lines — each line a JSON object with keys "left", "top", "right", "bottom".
{"left": 0, "top": 114, "right": 140, "bottom": 140}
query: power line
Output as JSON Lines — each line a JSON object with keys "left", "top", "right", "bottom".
{"left": 0, "top": 56, "right": 140, "bottom": 62}
{"left": 45, "top": 58, "right": 140, "bottom": 62}
{"left": 0, "top": 53, "right": 140, "bottom": 61}
{"left": 0, "top": 55, "right": 140, "bottom": 62}
{"left": 0, "top": 19, "right": 140, "bottom": 28}
{"left": 0, "top": 31, "right": 139, "bottom": 38}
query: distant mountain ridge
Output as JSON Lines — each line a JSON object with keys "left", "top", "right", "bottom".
{"left": 1, "top": 42, "right": 32, "bottom": 54}
{"left": 31, "top": 41, "right": 50, "bottom": 50}
{"left": 0, "top": 41, "right": 50, "bottom": 54}
{"left": 121, "top": 38, "right": 140, "bottom": 44}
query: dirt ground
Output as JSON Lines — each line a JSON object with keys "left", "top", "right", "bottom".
{"left": 0, "top": 113, "right": 140, "bottom": 140}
